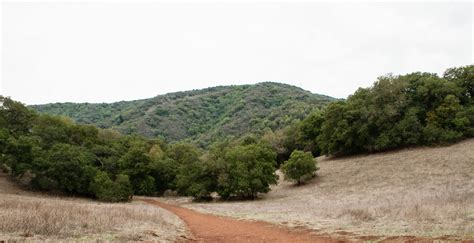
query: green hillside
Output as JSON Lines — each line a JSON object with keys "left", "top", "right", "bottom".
{"left": 32, "top": 82, "right": 335, "bottom": 146}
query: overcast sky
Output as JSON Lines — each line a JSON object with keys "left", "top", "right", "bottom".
{"left": 1, "top": 2, "right": 472, "bottom": 105}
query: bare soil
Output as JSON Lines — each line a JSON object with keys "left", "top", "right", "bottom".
{"left": 142, "top": 198, "right": 474, "bottom": 242}
{"left": 142, "top": 198, "right": 340, "bottom": 243}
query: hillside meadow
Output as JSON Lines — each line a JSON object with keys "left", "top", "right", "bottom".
{"left": 168, "top": 139, "right": 474, "bottom": 240}
{"left": 0, "top": 172, "right": 188, "bottom": 242}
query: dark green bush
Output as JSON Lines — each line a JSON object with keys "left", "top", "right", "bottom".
{"left": 216, "top": 142, "right": 278, "bottom": 199}
{"left": 281, "top": 150, "right": 318, "bottom": 185}
{"left": 90, "top": 172, "right": 133, "bottom": 202}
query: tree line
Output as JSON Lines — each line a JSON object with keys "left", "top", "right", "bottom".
{"left": 0, "top": 97, "right": 317, "bottom": 201}
{"left": 1, "top": 65, "right": 472, "bottom": 202}
{"left": 270, "top": 65, "right": 473, "bottom": 157}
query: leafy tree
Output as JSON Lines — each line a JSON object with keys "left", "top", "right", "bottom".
{"left": 0, "top": 96, "right": 37, "bottom": 136}
{"left": 118, "top": 146, "right": 156, "bottom": 195}
{"left": 316, "top": 66, "right": 474, "bottom": 156}
{"left": 423, "top": 95, "right": 464, "bottom": 143}
{"left": 33, "top": 143, "right": 97, "bottom": 194}
{"left": 148, "top": 157, "right": 178, "bottom": 194}
{"left": 281, "top": 150, "right": 318, "bottom": 185}
{"left": 216, "top": 142, "right": 278, "bottom": 199}
{"left": 443, "top": 65, "right": 473, "bottom": 105}
{"left": 167, "top": 143, "right": 201, "bottom": 165}
{"left": 299, "top": 111, "right": 325, "bottom": 155}
{"left": 175, "top": 160, "right": 217, "bottom": 200}
{"left": 90, "top": 171, "right": 133, "bottom": 202}
{"left": 2, "top": 135, "right": 41, "bottom": 176}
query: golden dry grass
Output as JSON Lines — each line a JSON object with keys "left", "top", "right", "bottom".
{"left": 166, "top": 139, "right": 474, "bottom": 239}
{"left": 0, "top": 173, "right": 187, "bottom": 242}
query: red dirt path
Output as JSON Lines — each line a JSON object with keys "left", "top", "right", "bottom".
{"left": 142, "top": 199, "right": 471, "bottom": 243}
{"left": 142, "top": 198, "right": 340, "bottom": 243}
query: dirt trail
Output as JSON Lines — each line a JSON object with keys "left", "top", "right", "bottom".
{"left": 142, "top": 198, "right": 340, "bottom": 243}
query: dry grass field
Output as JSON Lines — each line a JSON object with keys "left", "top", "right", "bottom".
{"left": 0, "top": 172, "right": 187, "bottom": 242}
{"left": 167, "top": 139, "right": 474, "bottom": 240}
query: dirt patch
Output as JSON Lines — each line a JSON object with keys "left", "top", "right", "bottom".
{"left": 142, "top": 198, "right": 340, "bottom": 242}
{"left": 143, "top": 198, "right": 471, "bottom": 242}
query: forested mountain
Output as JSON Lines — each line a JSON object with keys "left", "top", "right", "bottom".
{"left": 2, "top": 65, "right": 472, "bottom": 202}
{"left": 32, "top": 82, "right": 335, "bottom": 146}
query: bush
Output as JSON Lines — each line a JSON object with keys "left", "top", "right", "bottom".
{"left": 281, "top": 150, "right": 318, "bottom": 185}
{"left": 175, "top": 161, "right": 217, "bottom": 200}
{"left": 216, "top": 142, "right": 278, "bottom": 199}
{"left": 33, "top": 143, "right": 97, "bottom": 194}
{"left": 90, "top": 172, "right": 133, "bottom": 202}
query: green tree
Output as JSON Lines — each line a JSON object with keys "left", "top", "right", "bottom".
{"left": 167, "top": 143, "right": 201, "bottom": 165}
{"left": 118, "top": 146, "right": 156, "bottom": 195}
{"left": 281, "top": 150, "right": 318, "bottom": 185}
{"left": 443, "top": 65, "right": 473, "bottom": 105}
{"left": 33, "top": 143, "right": 97, "bottom": 194}
{"left": 90, "top": 171, "right": 133, "bottom": 202}
{"left": 175, "top": 160, "right": 217, "bottom": 200}
{"left": 216, "top": 142, "right": 278, "bottom": 199}
{"left": 0, "top": 96, "right": 37, "bottom": 136}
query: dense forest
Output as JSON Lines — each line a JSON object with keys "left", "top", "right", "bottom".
{"left": 0, "top": 97, "right": 284, "bottom": 201}
{"left": 32, "top": 82, "right": 335, "bottom": 147}
{"left": 294, "top": 65, "right": 473, "bottom": 156}
{"left": 1, "top": 65, "right": 472, "bottom": 202}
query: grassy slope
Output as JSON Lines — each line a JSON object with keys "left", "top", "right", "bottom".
{"left": 31, "top": 82, "right": 335, "bottom": 146}
{"left": 177, "top": 139, "right": 474, "bottom": 239}
{"left": 0, "top": 172, "right": 187, "bottom": 242}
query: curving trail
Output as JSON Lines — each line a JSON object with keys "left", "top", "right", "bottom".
{"left": 141, "top": 198, "right": 340, "bottom": 243}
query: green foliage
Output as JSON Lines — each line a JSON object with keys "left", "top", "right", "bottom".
{"left": 281, "top": 150, "right": 318, "bottom": 185}
{"left": 167, "top": 143, "right": 201, "bottom": 165}
{"left": 216, "top": 141, "right": 278, "bottom": 199}
{"left": 0, "top": 96, "right": 37, "bottom": 136}
{"left": 175, "top": 160, "right": 217, "bottom": 200}
{"left": 0, "top": 96, "right": 173, "bottom": 200}
{"left": 31, "top": 83, "right": 335, "bottom": 147}
{"left": 2, "top": 65, "right": 472, "bottom": 202}
{"left": 90, "top": 172, "right": 133, "bottom": 202}
{"left": 33, "top": 143, "right": 97, "bottom": 194}
{"left": 314, "top": 66, "right": 474, "bottom": 156}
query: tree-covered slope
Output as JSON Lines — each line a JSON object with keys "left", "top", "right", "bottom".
{"left": 32, "top": 82, "right": 335, "bottom": 146}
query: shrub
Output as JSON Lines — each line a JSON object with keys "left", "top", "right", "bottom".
{"left": 175, "top": 161, "right": 217, "bottom": 200}
{"left": 281, "top": 150, "right": 318, "bottom": 185}
{"left": 33, "top": 143, "right": 97, "bottom": 194}
{"left": 216, "top": 142, "right": 278, "bottom": 199}
{"left": 90, "top": 172, "right": 133, "bottom": 202}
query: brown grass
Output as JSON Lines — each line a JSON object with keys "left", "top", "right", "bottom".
{"left": 165, "top": 139, "right": 474, "bottom": 239}
{"left": 0, "top": 173, "right": 187, "bottom": 241}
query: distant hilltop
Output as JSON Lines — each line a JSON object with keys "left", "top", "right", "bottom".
{"left": 31, "top": 82, "right": 336, "bottom": 146}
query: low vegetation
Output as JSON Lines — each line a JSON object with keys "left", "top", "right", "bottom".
{"left": 281, "top": 150, "right": 318, "bottom": 185}
{"left": 0, "top": 196, "right": 185, "bottom": 241}
{"left": 0, "top": 173, "right": 186, "bottom": 241}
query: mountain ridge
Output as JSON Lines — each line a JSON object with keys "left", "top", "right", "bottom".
{"left": 31, "top": 82, "right": 336, "bottom": 146}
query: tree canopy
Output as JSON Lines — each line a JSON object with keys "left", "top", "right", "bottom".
{"left": 31, "top": 83, "right": 335, "bottom": 147}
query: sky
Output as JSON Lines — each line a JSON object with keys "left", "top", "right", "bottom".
{"left": 1, "top": 1, "right": 473, "bottom": 105}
